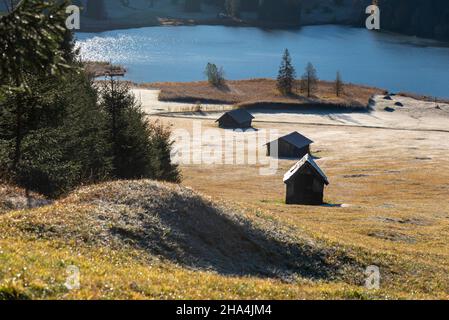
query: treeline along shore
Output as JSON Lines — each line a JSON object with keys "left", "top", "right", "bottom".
{"left": 73, "top": 0, "right": 449, "bottom": 41}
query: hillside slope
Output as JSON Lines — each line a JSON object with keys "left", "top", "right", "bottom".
{"left": 0, "top": 185, "right": 50, "bottom": 215}
{"left": 1, "top": 180, "right": 362, "bottom": 279}
{"left": 1, "top": 180, "right": 445, "bottom": 299}
{"left": 0, "top": 179, "right": 400, "bottom": 300}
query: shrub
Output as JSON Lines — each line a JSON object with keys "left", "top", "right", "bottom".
{"left": 205, "top": 63, "right": 226, "bottom": 87}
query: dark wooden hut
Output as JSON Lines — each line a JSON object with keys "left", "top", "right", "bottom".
{"left": 266, "top": 131, "right": 313, "bottom": 158}
{"left": 283, "top": 154, "right": 329, "bottom": 205}
{"left": 216, "top": 109, "right": 254, "bottom": 129}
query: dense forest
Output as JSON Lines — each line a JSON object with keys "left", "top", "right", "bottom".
{"left": 73, "top": 0, "right": 449, "bottom": 40}
{"left": 3, "top": 1, "right": 449, "bottom": 40}
{"left": 376, "top": 0, "right": 449, "bottom": 40}
{"left": 0, "top": 1, "right": 180, "bottom": 197}
{"left": 77, "top": 0, "right": 303, "bottom": 25}
{"left": 213, "top": 0, "right": 449, "bottom": 40}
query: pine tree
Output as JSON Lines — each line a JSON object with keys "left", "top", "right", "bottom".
{"left": 99, "top": 77, "right": 180, "bottom": 182}
{"left": 0, "top": 68, "right": 113, "bottom": 197}
{"left": 148, "top": 121, "right": 181, "bottom": 183}
{"left": 0, "top": 0, "right": 72, "bottom": 90}
{"left": 300, "top": 62, "right": 318, "bottom": 98}
{"left": 0, "top": 0, "right": 74, "bottom": 172}
{"left": 277, "top": 49, "right": 296, "bottom": 95}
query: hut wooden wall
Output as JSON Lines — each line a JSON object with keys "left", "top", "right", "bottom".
{"left": 267, "top": 140, "right": 310, "bottom": 158}
{"left": 285, "top": 165, "right": 325, "bottom": 205}
{"left": 218, "top": 114, "right": 252, "bottom": 128}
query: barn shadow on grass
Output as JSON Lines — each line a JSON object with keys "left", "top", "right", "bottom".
{"left": 108, "top": 184, "right": 362, "bottom": 282}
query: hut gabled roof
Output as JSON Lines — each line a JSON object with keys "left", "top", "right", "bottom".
{"left": 216, "top": 109, "right": 254, "bottom": 124}
{"left": 266, "top": 131, "right": 313, "bottom": 149}
{"left": 283, "top": 154, "right": 329, "bottom": 185}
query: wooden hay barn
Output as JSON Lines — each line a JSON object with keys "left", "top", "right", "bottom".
{"left": 216, "top": 109, "right": 254, "bottom": 129}
{"left": 266, "top": 131, "right": 313, "bottom": 159}
{"left": 283, "top": 154, "right": 329, "bottom": 205}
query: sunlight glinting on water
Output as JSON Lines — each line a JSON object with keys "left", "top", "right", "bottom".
{"left": 76, "top": 34, "right": 152, "bottom": 63}
{"left": 76, "top": 25, "right": 449, "bottom": 97}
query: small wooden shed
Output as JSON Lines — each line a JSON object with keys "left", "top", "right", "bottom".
{"left": 283, "top": 154, "right": 329, "bottom": 205}
{"left": 216, "top": 109, "right": 254, "bottom": 129}
{"left": 266, "top": 131, "right": 313, "bottom": 159}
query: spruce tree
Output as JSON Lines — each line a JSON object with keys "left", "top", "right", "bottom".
{"left": 0, "top": 68, "right": 113, "bottom": 197}
{"left": 99, "top": 77, "right": 180, "bottom": 182}
{"left": 148, "top": 121, "right": 181, "bottom": 183}
{"left": 0, "top": 0, "right": 72, "bottom": 90}
{"left": 0, "top": 0, "right": 74, "bottom": 172}
{"left": 277, "top": 49, "right": 296, "bottom": 95}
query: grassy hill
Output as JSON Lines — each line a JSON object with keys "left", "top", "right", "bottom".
{"left": 1, "top": 179, "right": 447, "bottom": 299}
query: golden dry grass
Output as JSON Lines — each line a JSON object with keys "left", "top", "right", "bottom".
{"left": 164, "top": 117, "right": 449, "bottom": 299}
{"left": 1, "top": 238, "right": 399, "bottom": 300}
{"left": 140, "top": 79, "right": 386, "bottom": 108}
{"left": 1, "top": 114, "right": 448, "bottom": 300}
{"left": 0, "top": 180, "right": 400, "bottom": 300}
{"left": 0, "top": 185, "right": 49, "bottom": 215}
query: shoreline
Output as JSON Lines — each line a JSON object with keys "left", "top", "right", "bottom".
{"left": 89, "top": 71, "right": 449, "bottom": 104}
{"left": 80, "top": 20, "right": 362, "bottom": 34}
{"left": 79, "top": 17, "right": 311, "bottom": 33}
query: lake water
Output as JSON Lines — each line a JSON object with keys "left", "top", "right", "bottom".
{"left": 76, "top": 25, "right": 449, "bottom": 98}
